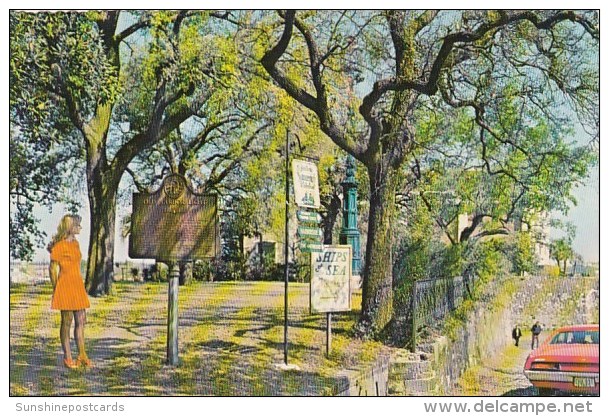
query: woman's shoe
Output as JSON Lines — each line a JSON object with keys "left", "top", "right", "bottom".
{"left": 76, "top": 356, "right": 92, "bottom": 368}
{"left": 63, "top": 358, "right": 78, "bottom": 369}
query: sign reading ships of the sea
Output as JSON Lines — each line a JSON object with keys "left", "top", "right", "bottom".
{"left": 310, "top": 245, "right": 352, "bottom": 313}
{"left": 292, "top": 159, "right": 320, "bottom": 209}
{"left": 129, "top": 174, "right": 218, "bottom": 261}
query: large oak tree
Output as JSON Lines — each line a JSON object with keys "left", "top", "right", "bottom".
{"left": 254, "top": 10, "right": 598, "bottom": 336}
{"left": 10, "top": 11, "right": 235, "bottom": 295}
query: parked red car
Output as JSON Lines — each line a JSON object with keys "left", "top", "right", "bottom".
{"left": 524, "top": 324, "right": 599, "bottom": 395}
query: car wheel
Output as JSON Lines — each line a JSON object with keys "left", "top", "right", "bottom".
{"left": 537, "top": 387, "right": 555, "bottom": 396}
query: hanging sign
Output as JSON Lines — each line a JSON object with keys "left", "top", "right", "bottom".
{"left": 292, "top": 159, "right": 320, "bottom": 209}
{"left": 310, "top": 245, "right": 352, "bottom": 313}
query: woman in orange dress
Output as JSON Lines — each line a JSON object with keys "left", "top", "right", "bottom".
{"left": 48, "top": 214, "right": 91, "bottom": 369}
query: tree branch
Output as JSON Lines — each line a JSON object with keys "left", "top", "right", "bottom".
{"left": 361, "top": 10, "right": 596, "bottom": 121}
{"left": 260, "top": 10, "right": 362, "bottom": 159}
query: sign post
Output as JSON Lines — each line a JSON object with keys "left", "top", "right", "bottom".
{"left": 326, "top": 313, "right": 332, "bottom": 358}
{"left": 311, "top": 245, "right": 352, "bottom": 357}
{"left": 167, "top": 263, "right": 180, "bottom": 365}
{"left": 283, "top": 131, "right": 290, "bottom": 367}
{"left": 130, "top": 174, "right": 218, "bottom": 366}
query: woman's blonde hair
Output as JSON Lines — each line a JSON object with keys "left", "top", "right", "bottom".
{"left": 47, "top": 214, "right": 82, "bottom": 252}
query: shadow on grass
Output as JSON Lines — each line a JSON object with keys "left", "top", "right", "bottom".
{"left": 197, "top": 339, "right": 260, "bottom": 355}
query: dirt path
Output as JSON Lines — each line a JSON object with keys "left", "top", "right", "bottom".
{"left": 452, "top": 337, "right": 536, "bottom": 396}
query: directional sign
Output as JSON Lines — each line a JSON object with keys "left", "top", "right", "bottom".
{"left": 298, "top": 226, "right": 323, "bottom": 239}
{"left": 297, "top": 210, "right": 322, "bottom": 223}
{"left": 300, "top": 241, "right": 323, "bottom": 253}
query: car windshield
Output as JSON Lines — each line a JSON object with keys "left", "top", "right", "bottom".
{"left": 549, "top": 330, "right": 599, "bottom": 345}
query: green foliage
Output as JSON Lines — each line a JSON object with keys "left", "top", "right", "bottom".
{"left": 475, "top": 240, "right": 508, "bottom": 282}
{"left": 549, "top": 237, "right": 575, "bottom": 276}
{"left": 9, "top": 12, "right": 108, "bottom": 259}
{"left": 542, "top": 265, "right": 561, "bottom": 278}
{"left": 511, "top": 231, "right": 538, "bottom": 275}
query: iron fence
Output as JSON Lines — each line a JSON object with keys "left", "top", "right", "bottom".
{"left": 410, "top": 275, "right": 466, "bottom": 352}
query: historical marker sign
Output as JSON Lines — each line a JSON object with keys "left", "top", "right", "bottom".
{"left": 292, "top": 159, "right": 320, "bottom": 209}
{"left": 310, "top": 245, "right": 352, "bottom": 313}
{"left": 129, "top": 174, "right": 218, "bottom": 261}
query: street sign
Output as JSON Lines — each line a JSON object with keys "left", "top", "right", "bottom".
{"left": 300, "top": 241, "right": 323, "bottom": 253}
{"left": 298, "top": 226, "right": 322, "bottom": 239}
{"left": 297, "top": 210, "right": 321, "bottom": 223}
{"left": 292, "top": 159, "right": 320, "bottom": 209}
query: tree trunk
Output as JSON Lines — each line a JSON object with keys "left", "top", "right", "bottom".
{"left": 85, "top": 139, "right": 119, "bottom": 296}
{"left": 85, "top": 176, "right": 118, "bottom": 296}
{"left": 322, "top": 193, "right": 341, "bottom": 244}
{"left": 358, "top": 162, "right": 398, "bottom": 336}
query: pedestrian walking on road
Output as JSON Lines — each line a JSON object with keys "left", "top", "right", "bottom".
{"left": 531, "top": 321, "right": 542, "bottom": 349}
{"left": 48, "top": 214, "right": 92, "bottom": 369}
{"left": 512, "top": 324, "right": 522, "bottom": 347}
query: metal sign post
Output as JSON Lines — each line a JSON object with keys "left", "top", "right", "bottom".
{"left": 167, "top": 263, "right": 180, "bottom": 365}
{"left": 326, "top": 312, "right": 332, "bottom": 357}
{"left": 283, "top": 129, "right": 290, "bottom": 366}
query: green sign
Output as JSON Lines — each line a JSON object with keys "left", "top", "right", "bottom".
{"left": 297, "top": 210, "right": 321, "bottom": 223}
{"left": 300, "top": 241, "right": 323, "bottom": 253}
{"left": 298, "top": 226, "right": 322, "bottom": 239}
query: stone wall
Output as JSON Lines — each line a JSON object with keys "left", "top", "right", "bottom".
{"left": 387, "top": 275, "right": 599, "bottom": 396}
{"left": 335, "top": 354, "right": 391, "bottom": 396}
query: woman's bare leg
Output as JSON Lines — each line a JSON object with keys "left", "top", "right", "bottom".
{"left": 60, "top": 311, "right": 73, "bottom": 361}
{"left": 74, "top": 310, "right": 88, "bottom": 360}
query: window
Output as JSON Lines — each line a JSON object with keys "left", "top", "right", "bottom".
{"left": 550, "top": 330, "right": 599, "bottom": 345}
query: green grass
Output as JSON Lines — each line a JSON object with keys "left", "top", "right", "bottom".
{"left": 137, "top": 281, "right": 208, "bottom": 395}
{"left": 171, "top": 282, "right": 247, "bottom": 395}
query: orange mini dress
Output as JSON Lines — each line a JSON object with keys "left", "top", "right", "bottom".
{"left": 50, "top": 240, "right": 90, "bottom": 310}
